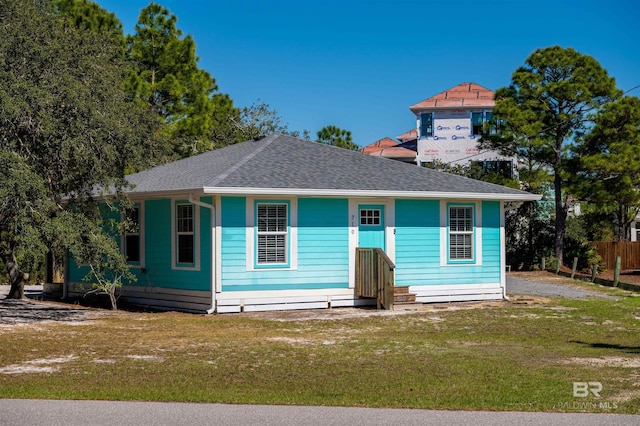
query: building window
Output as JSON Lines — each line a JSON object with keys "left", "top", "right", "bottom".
{"left": 471, "top": 160, "right": 514, "bottom": 179}
{"left": 449, "top": 206, "right": 474, "bottom": 261}
{"left": 124, "top": 206, "right": 140, "bottom": 263}
{"left": 420, "top": 112, "right": 433, "bottom": 138}
{"left": 176, "top": 204, "right": 194, "bottom": 264}
{"left": 360, "top": 209, "right": 381, "bottom": 225}
{"left": 471, "top": 111, "right": 498, "bottom": 136}
{"left": 471, "top": 112, "right": 484, "bottom": 136}
{"left": 257, "top": 203, "right": 288, "bottom": 265}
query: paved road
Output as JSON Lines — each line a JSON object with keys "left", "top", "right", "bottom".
{"left": 506, "top": 275, "right": 617, "bottom": 299}
{"left": 0, "top": 399, "right": 638, "bottom": 426}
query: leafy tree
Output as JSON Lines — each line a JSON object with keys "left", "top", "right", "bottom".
{"left": 572, "top": 96, "right": 640, "bottom": 240}
{"left": 68, "top": 208, "right": 135, "bottom": 310}
{"left": 125, "top": 2, "right": 237, "bottom": 157}
{"left": 0, "top": 0, "right": 160, "bottom": 298}
{"left": 0, "top": 151, "right": 52, "bottom": 298}
{"left": 219, "top": 99, "right": 309, "bottom": 143}
{"left": 316, "top": 125, "right": 359, "bottom": 150}
{"left": 481, "top": 46, "right": 620, "bottom": 265}
{"left": 54, "top": 0, "right": 124, "bottom": 45}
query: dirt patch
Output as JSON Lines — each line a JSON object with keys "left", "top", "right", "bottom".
{"left": 0, "top": 298, "right": 116, "bottom": 327}
{"left": 0, "top": 355, "right": 77, "bottom": 374}
{"left": 564, "top": 357, "right": 640, "bottom": 368}
{"left": 241, "top": 300, "right": 512, "bottom": 322}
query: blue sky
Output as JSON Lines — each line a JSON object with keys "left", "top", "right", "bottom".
{"left": 96, "top": 0, "right": 640, "bottom": 147}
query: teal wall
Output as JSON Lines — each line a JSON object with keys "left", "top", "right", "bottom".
{"left": 394, "top": 199, "right": 502, "bottom": 286}
{"left": 220, "top": 196, "right": 349, "bottom": 291}
{"left": 68, "top": 196, "right": 503, "bottom": 294}
{"left": 67, "top": 197, "right": 212, "bottom": 292}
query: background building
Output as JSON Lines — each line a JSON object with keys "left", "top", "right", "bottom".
{"left": 363, "top": 82, "right": 516, "bottom": 177}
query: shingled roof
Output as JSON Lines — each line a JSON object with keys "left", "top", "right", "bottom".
{"left": 125, "top": 133, "right": 537, "bottom": 201}
{"left": 409, "top": 82, "right": 495, "bottom": 112}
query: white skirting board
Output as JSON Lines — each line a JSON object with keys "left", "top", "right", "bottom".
{"left": 65, "top": 282, "right": 212, "bottom": 313}
{"left": 65, "top": 282, "right": 504, "bottom": 314}
{"left": 411, "top": 283, "right": 503, "bottom": 303}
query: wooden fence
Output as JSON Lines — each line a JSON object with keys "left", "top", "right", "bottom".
{"left": 591, "top": 241, "right": 640, "bottom": 270}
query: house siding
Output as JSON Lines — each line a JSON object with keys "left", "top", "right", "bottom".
{"left": 394, "top": 199, "right": 501, "bottom": 286}
{"left": 135, "top": 198, "right": 211, "bottom": 291}
{"left": 220, "top": 196, "right": 349, "bottom": 292}
{"left": 68, "top": 198, "right": 212, "bottom": 292}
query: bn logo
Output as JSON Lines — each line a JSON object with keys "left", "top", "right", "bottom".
{"left": 573, "top": 382, "right": 602, "bottom": 398}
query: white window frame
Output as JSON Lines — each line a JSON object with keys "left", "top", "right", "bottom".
{"left": 448, "top": 205, "right": 474, "bottom": 261}
{"left": 171, "top": 199, "right": 200, "bottom": 271}
{"left": 256, "top": 202, "right": 288, "bottom": 266}
{"left": 440, "top": 201, "right": 482, "bottom": 266}
{"left": 246, "top": 197, "right": 297, "bottom": 271}
{"left": 359, "top": 208, "right": 381, "bottom": 226}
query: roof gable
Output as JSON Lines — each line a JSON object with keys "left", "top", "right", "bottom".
{"left": 360, "top": 137, "right": 398, "bottom": 154}
{"left": 125, "top": 133, "right": 537, "bottom": 201}
{"left": 410, "top": 82, "right": 495, "bottom": 112}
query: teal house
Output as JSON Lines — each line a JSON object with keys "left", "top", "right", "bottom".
{"left": 66, "top": 134, "right": 539, "bottom": 313}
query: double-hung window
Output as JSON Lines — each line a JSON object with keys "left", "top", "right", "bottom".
{"left": 256, "top": 203, "right": 288, "bottom": 265}
{"left": 420, "top": 112, "right": 433, "bottom": 138}
{"left": 449, "top": 206, "right": 474, "bottom": 261}
{"left": 124, "top": 206, "right": 141, "bottom": 263}
{"left": 176, "top": 204, "right": 194, "bottom": 264}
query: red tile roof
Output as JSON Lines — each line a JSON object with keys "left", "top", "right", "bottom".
{"left": 396, "top": 128, "right": 417, "bottom": 142}
{"left": 409, "top": 82, "right": 495, "bottom": 112}
{"left": 360, "top": 137, "right": 398, "bottom": 154}
{"left": 361, "top": 137, "right": 415, "bottom": 160}
{"left": 367, "top": 145, "right": 416, "bottom": 159}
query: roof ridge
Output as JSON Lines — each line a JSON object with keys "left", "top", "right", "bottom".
{"left": 205, "top": 133, "right": 279, "bottom": 187}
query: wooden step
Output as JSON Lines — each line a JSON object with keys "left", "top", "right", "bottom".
{"left": 394, "top": 293, "right": 416, "bottom": 303}
{"left": 394, "top": 286, "right": 411, "bottom": 295}
{"left": 393, "top": 301, "right": 425, "bottom": 311}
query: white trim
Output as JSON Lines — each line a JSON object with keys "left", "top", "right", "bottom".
{"left": 411, "top": 282, "right": 502, "bottom": 303}
{"left": 203, "top": 187, "right": 541, "bottom": 202}
{"left": 386, "top": 200, "right": 396, "bottom": 262}
{"left": 215, "top": 287, "right": 353, "bottom": 300}
{"left": 348, "top": 199, "right": 358, "bottom": 289}
{"left": 171, "top": 198, "right": 201, "bottom": 271}
{"left": 440, "top": 200, "right": 483, "bottom": 267}
{"left": 500, "top": 202, "right": 508, "bottom": 299}
{"left": 349, "top": 198, "right": 396, "bottom": 288}
{"left": 99, "top": 187, "right": 541, "bottom": 203}
{"left": 187, "top": 194, "right": 216, "bottom": 314}
{"left": 215, "top": 195, "right": 223, "bottom": 293}
{"left": 246, "top": 196, "right": 298, "bottom": 271}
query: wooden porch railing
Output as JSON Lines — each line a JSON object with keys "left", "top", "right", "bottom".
{"left": 355, "top": 248, "right": 395, "bottom": 310}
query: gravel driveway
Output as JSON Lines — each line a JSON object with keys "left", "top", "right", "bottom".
{"left": 506, "top": 275, "right": 617, "bottom": 300}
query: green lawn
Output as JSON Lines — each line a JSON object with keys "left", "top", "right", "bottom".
{"left": 1, "top": 273, "right": 639, "bottom": 413}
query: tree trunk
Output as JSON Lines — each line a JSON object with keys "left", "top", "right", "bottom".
{"left": 6, "top": 257, "right": 27, "bottom": 299}
{"left": 554, "top": 170, "right": 567, "bottom": 267}
{"left": 45, "top": 251, "right": 54, "bottom": 284}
